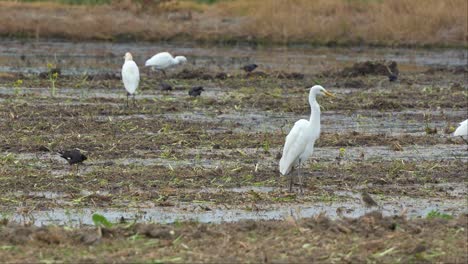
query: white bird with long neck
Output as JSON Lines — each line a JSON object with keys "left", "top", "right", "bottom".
{"left": 145, "top": 52, "right": 187, "bottom": 77}
{"left": 121, "top": 52, "right": 140, "bottom": 107}
{"left": 453, "top": 119, "right": 468, "bottom": 143}
{"left": 279, "top": 85, "right": 334, "bottom": 192}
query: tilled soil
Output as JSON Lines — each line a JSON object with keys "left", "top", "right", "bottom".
{"left": 0, "top": 40, "right": 467, "bottom": 262}
{"left": 0, "top": 213, "right": 466, "bottom": 263}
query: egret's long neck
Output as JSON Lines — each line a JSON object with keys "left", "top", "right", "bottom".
{"left": 309, "top": 97, "right": 321, "bottom": 126}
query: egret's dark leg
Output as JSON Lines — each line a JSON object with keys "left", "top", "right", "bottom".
{"left": 162, "top": 70, "right": 167, "bottom": 78}
{"left": 288, "top": 172, "right": 294, "bottom": 192}
{"left": 462, "top": 137, "right": 468, "bottom": 145}
{"left": 132, "top": 94, "right": 136, "bottom": 107}
{"left": 126, "top": 93, "right": 129, "bottom": 107}
{"left": 298, "top": 160, "right": 303, "bottom": 194}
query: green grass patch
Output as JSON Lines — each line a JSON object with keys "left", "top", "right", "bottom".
{"left": 426, "top": 210, "right": 453, "bottom": 220}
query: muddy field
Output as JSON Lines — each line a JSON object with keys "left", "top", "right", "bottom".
{"left": 0, "top": 40, "right": 467, "bottom": 262}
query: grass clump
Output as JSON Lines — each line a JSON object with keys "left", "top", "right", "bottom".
{"left": 426, "top": 210, "right": 453, "bottom": 220}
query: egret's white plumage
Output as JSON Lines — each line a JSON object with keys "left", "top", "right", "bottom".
{"left": 453, "top": 119, "right": 468, "bottom": 137}
{"left": 279, "top": 85, "right": 334, "bottom": 191}
{"left": 145, "top": 52, "right": 187, "bottom": 76}
{"left": 122, "top": 52, "right": 140, "bottom": 106}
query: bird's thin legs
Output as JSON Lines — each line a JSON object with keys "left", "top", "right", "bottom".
{"left": 298, "top": 160, "right": 303, "bottom": 194}
{"left": 74, "top": 164, "right": 79, "bottom": 176}
{"left": 161, "top": 70, "right": 167, "bottom": 78}
{"left": 288, "top": 172, "right": 294, "bottom": 192}
{"left": 461, "top": 137, "right": 468, "bottom": 145}
{"left": 126, "top": 93, "right": 129, "bottom": 107}
{"left": 132, "top": 94, "right": 136, "bottom": 107}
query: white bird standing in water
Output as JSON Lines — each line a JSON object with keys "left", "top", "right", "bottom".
{"left": 145, "top": 52, "right": 187, "bottom": 77}
{"left": 122, "top": 52, "right": 140, "bottom": 107}
{"left": 453, "top": 119, "right": 468, "bottom": 143}
{"left": 279, "top": 85, "right": 335, "bottom": 192}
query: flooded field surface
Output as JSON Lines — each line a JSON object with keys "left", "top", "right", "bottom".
{"left": 0, "top": 40, "right": 467, "bottom": 262}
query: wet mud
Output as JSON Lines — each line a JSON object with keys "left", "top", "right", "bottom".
{"left": 0, "top": 40, "right": 466, "bottom": 262}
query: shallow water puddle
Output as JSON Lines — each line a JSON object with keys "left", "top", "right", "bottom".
{"left": 4, "top": 144, "right": 467, "bottom": 173}
{"left": 0, "top": 40, "right": 466, "bottom": 75}
{"left": 9, "top": 195, "right": 467, "bottom": 227}
{"left": 6, "top": 183, "right": 467, "bottom": 226}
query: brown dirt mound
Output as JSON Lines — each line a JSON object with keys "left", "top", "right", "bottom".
{"left": 340, "top": 61, "right": 398, "bottom": 77}
{"left": 274, "top": 71, "right": 305, "bottom": 80}
{"left": 245, "top": 71, "right": 268, "bottom": 78}
{"left": 174, "top": 69, "right": 231, "bottom": 80}
{"left": 174, "top": 69, "right": 213, "bottom": 80}
{"left": 365, "top": 98, "right": 403, "bottom": 110}
{"left": 425, "top": 66, "right": 468, "bottom": 75}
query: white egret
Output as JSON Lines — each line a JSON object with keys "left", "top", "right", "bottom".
{"left": 279, "top": 85, "right": 334, "bottom": 192}
{"left": 145, "top": 52, "right": 187, "bottom": 77}
{"left": 122, "top": 52, "right": 140, "bottom": 107}
{"left": 453, "top": 119, "right": 468, "bottom": 143}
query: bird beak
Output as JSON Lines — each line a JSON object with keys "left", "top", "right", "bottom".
{"left": 323, "top": 90, "right": 335, "bottom": 98}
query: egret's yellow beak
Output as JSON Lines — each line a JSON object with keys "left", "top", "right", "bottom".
{"left": 323, "top": 90, "right": 335, "bottom": 98}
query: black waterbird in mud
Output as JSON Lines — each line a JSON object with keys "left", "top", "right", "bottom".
{"left": 242, "top": 64, "right": 258, "bottom": 73}
{"left": 59, "top": 149, "right": 87, "bottom": 175}
{"left": 189, "top": 86, "right": 204, "bottom": 97}
{"left": 388, "top": 73, "right": 398, "bottom": 82}
{"left": 361, "top": 191, "right": 379, "bottom": 208}
{"left": 59, "top": 149, "right": 87, "bottom": 165}
{"left": 160, "top": 81, "right": 173, "bottom": 91}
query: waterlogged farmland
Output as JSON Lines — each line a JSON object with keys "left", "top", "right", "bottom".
{"left": 0, "top": 40, "right": 467, "bottom": 262}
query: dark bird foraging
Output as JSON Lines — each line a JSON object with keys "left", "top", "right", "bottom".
{"left": 189, "top": 86, "right": 204, "bottom": 97}
{"left": 160, "top": 81, "right": 173, "bottom": 91}
{"left": 59, "top": 149, "right": 87, "bottom": 165}
{"left": 361, "top": 191, "right": 379, "bottom": 207}
{"left": 242, "top": 64, "right": 258, "bottom": 73}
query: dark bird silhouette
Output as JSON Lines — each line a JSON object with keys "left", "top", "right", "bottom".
{"left": 361, "top": 191, "right": 378, "bottom": 208}
{"left": 242, "top": 64, "right": 258, "bottom": 73}
{"left": 59, "top": 149, "right": 87, "bottom": 165}
{"left": 160, "top": 81, "right": 173, "bottom": 91}
{"left": 388, "top": 73, "right": 398, "bottom": 82}
{"left": 189, "top": 86, "right": 204, "bottom": 97}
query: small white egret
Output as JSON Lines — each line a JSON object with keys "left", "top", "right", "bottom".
{"left": 122, "top": 52, "right": 140, "bottom": 107}
{"left": 145, "top": 52, "right": 187, "bottom": 77}
{"left": 279, "top": 85, "right": 334, "bottom": 192}
{"left": 453, "top": 119, "right": 468, "bottom": 143}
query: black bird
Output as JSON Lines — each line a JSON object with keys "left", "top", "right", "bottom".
{"left": 160, "top": 81, "right": 173, "bottom": 91}
{"left": 242, "top": 64, "right": 258, "bottom": 73}
{"left": 59, "top": 149, "right": 87, "bottom": 165}
{"left": 388, "top": 73, "right": 398, "bottom": 82}
{"left": 189, "top": 86, "right": 204, "bottom": 97}
{"left": 361, "top": 191, "right": 378, "bottom": 208}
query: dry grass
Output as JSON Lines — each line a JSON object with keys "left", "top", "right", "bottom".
{"left": 0, "top": 0, "right": 466, "bottom": 46}
{"left": 224, "top": 0, "right": 467, "bottom": 45}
